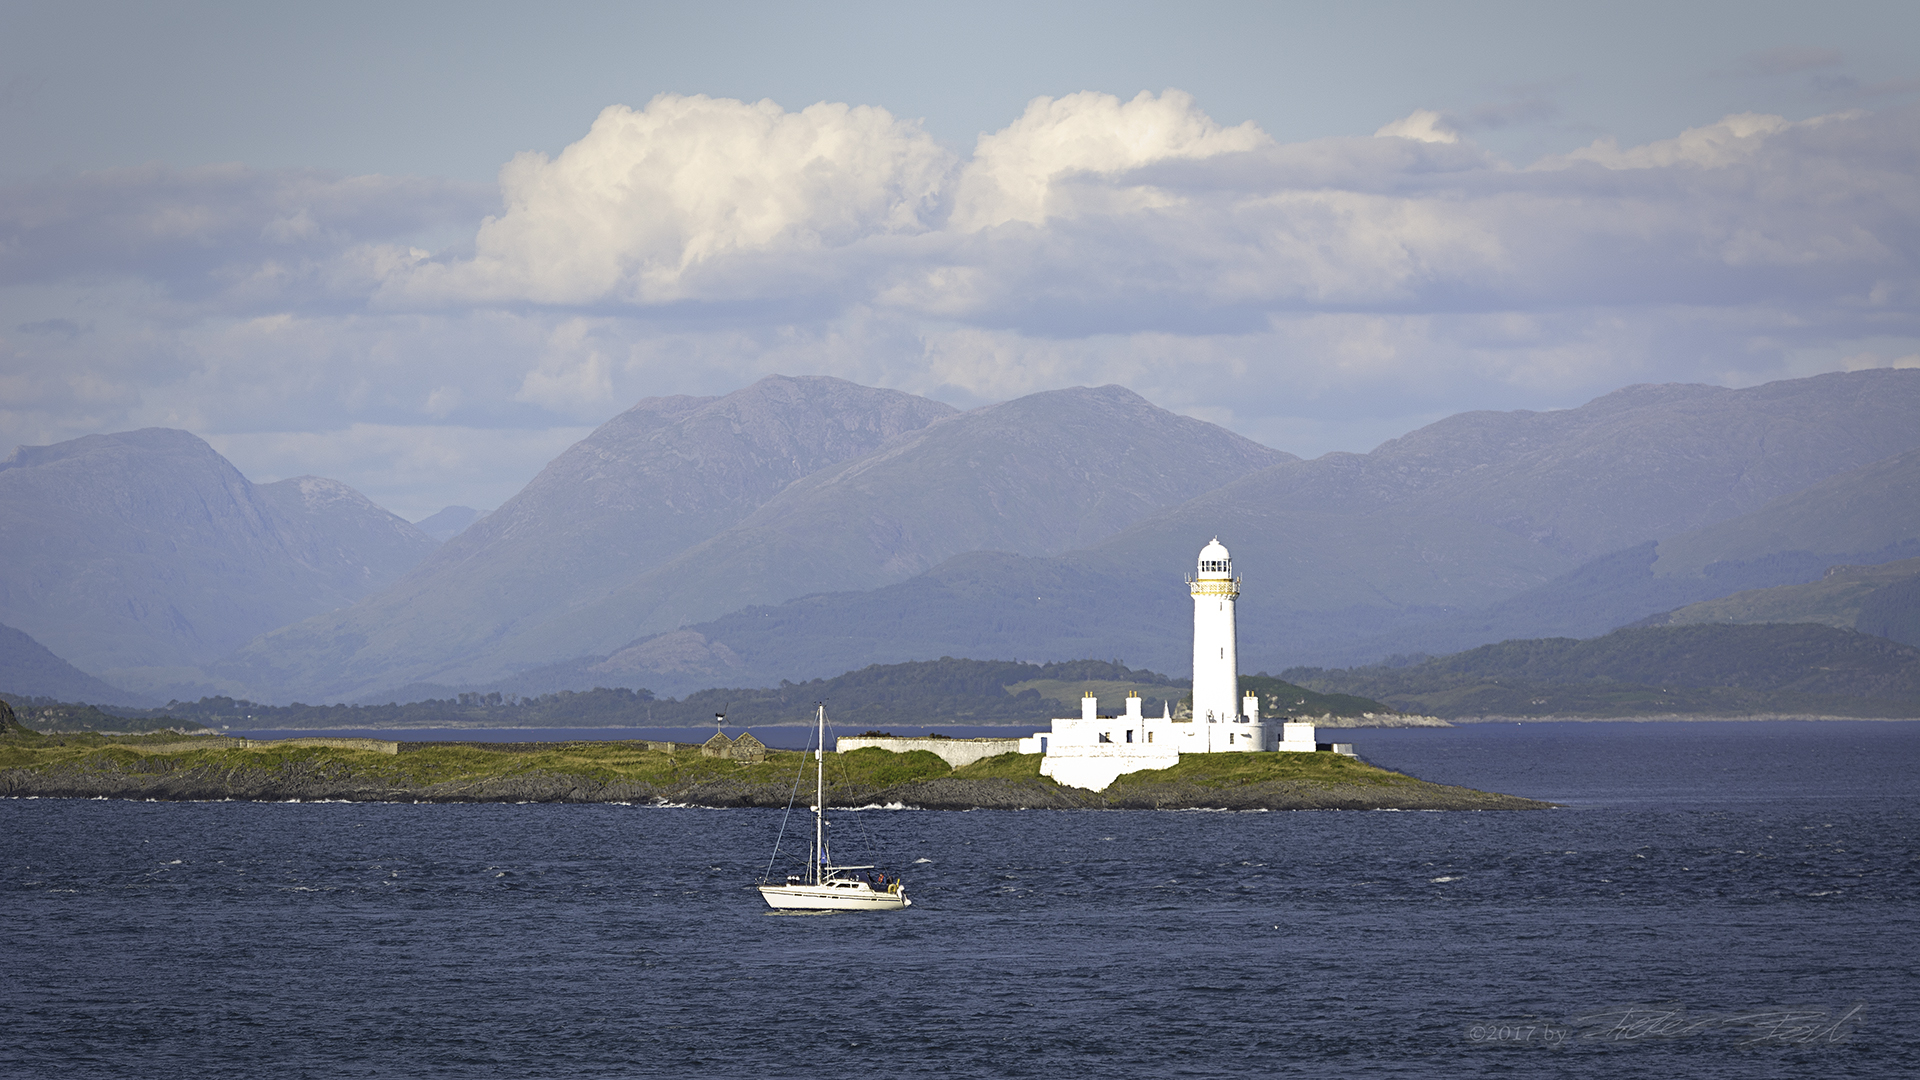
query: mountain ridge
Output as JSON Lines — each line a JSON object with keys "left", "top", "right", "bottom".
{"left": 213, "top": 376, "right": 963, "bottom": 699}
{"left": 221, "top": 382, "right": 1291, "bottom": 699}
{"left": 531, "top": 368, "right": 1920, "bottom": 695}
{"left": 0, "top": 428, "right": 436, "bottom": 693}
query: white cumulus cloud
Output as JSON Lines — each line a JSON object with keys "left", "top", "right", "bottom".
{"left": 1373, "top": 109, "right": 1460, "bottom": 144}
{"left": 391, "top": 94, "right": 954, "bottom": 306}
{"left": 1539, "top": 110, "right": 1837, "bottom": 169}
{"left": 949, "top": 89, "right": 1271, "bottom": 231}
{"left": 3, "top": 93, "right": 1916, "bottom": 516}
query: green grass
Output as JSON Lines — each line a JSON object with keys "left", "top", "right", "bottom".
{"left": 0, "top": 735, "right": 973, "bottom": 793}
{"left": 0, "top": 735, "right": 1422, "bottom": 800}
{"left": 949, "top": 751, "right": 1049, "bottom": 780}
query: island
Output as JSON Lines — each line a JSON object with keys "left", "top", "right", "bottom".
{"left": 0, "top": 715, "right": 1548, "bottom": 811}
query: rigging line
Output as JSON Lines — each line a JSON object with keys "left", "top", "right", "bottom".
{"left": 762, "top": 719, "right": 813, "bottom": 884}
{"left": 824, "top": 711, "right": 888, "bottom": 867}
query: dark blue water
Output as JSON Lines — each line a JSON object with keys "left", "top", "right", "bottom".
{"left": 6, "top": 721, "right": 1916, "bottom": 1078}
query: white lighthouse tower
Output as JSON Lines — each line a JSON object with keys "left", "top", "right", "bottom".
{"left": 1015, "top": 535, "right": 1324, "bottom": 790}
{"left": 1189, "top": 537, "right": 1242, "bottom": 730}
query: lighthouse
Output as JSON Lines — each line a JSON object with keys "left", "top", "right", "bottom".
{"left": 1015, "top": 535, "right": 1326, "bottom": 791}
{"left": 1189, "top": 537, "right": 1241, "bottom": 727}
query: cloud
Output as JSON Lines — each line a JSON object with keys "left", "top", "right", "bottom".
{"left": 391, "top": 94, "right": 954, "bottom": 307}
{"left": 15, "top": 318, "right": 81, "bottom": 337}
{"left": 948, "top": 89, "right": 1271, "bottom": 230}
{"left": 1813, "top": 73, "right": 1920, "bottom": 100}
{"left": 515, "top": 318, "right": 619, "bottom": 415}
{"left": 2, "top": 93, "right": 1916, "bottom": 512}
{"left": 1540, "top": 111, "right": 1802, "bottom": 169}
{"left": 0, "top": 164, "right": 489, "bottom": 303}
{"left": 1726, "top": 46, "right": 1844, "bottom": 78}
{"left": 1373, "top": 109, "right": 1459, "bottom": 144}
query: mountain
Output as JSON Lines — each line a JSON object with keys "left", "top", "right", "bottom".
{"left": 0, "top": 429, "right": 436, "bottom": 693}
{"left": 1315, "top": 445, "right": 1920, "bottom": 662}
{"left": 1641, "top": 557, "right": 1920, "bottom": 643}
{"left": 549, "top": 368, "right": 1920, "bottom": 692}
{"left": 413, "top": 505, "right": 482, "bottom": 542}
{"left": 500, "top": 385, "right": 1291, "bottom": 673}
{"left": 1284, "top": 623, "right": 1920, "bottom": 718}
{"left": 1858, "top": 574, "right": 1920, "bottom": 648}
{"left": 174, "top": 658, "right": 1386, "bottom": 730}
{"left": 484, "top": 550, "right": 1171, "bottom": 697}
{"left": 0, "top": 623, "right": 148, "bottom": 704}
{"left": 1652, "top": 447, "right": 1920, "bottom": 577}
{"left": 255, "top": 476, "right": 446, "bottom": 594}
{"left": 217, "top": 376, "right": 961, "bottom": 700}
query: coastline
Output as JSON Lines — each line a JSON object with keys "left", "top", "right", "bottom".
{"left": 1444, "top": 713, "right": 1920, "bottom": 723}
{"left": 0, "top": 736, "right": 1550, "bottom": 811}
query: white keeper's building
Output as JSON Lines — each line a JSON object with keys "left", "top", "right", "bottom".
{"left": 1017, "top": 538, "right": 1318, "bottom": 791}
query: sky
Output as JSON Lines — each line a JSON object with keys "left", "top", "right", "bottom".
{"left": 2, "top": 0, "right": 1917, "bottom": 521}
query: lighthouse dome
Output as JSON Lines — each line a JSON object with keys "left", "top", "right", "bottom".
{"left": 1196, "top": 537, "right": 1232, "bottom": 578}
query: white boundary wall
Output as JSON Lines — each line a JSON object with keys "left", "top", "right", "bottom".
{"left": 834, "top": 736, "right": 1024, "bottom": 769}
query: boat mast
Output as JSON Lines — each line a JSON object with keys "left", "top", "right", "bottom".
{"left": 814, "top": 703, "right": 826, "bottom": 885}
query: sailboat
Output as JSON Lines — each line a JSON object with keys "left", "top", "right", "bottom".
{"left": 758, "top": 704, "right": 911, "bottom": 912}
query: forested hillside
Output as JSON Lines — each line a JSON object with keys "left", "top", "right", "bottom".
{"left": 1287, "top": 624, "right": 1920, "bottom": 718}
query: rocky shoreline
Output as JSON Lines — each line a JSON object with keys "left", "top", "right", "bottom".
{"left": 0, "top": 754, "right": 1548, "bottom": 811}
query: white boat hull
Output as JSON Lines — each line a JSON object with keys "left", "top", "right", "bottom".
{"left": 757, "top": 705, "right": 913, "bottom": 913}
{"left": 759, "top": 882, "right": 910, "bottom": 911}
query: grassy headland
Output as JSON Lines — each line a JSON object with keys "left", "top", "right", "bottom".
{"left": 0, "top": 723, "right": 1544, "bottom": 810}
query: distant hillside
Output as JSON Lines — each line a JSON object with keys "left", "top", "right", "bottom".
{"left": 518, "top": 385, "right": 1292, "bottom": 677}
{"left": 222, "top": 382, "right": 1289, "bottom": 701}
{"left": 487, "top": 551, "right": 1175, "bottom": 698}
{"left": 1858, "top": 575, "right": 1920, "bottom": 649}
{"left": 511, "top": 369, "right": 1920, "bottom": 694}
{"left": 1326, "top": 532, "right": 1920, "bottom": 669}
{"left": 133, "top": 658, "right": 1387, "bottom": 731}
{"left": 0, "top": 623, "right": 148, "bottom": 705}
{"left": 1285, "top": 623, "right": 1920, "bottom": 718}
{"left": 1643, "top": 557, "right": 1920, "bottom": 645}
{"left": 1101, "top": 368, "right": 1920, "bottom": 665}
{"left": 411, "top": 505, "right": 482, "bottom": 542}
{"left": 0, "top": 428, "right": 435, "bottom": 693}
{"left": 1654, "top": 447, "right": 1920, "bottom": 577}
{"left": 216, "top": 376, "right": 959, "bottom": 701}
{"left": 1383, "top": 446, "right": 1920, "bottom": 657}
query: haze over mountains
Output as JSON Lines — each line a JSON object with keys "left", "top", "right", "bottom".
{"left": 0, "top": 429, "right": 436, "bottom": 696}
{"left": 412, "top": 506, "right": 483, "bottom": 543}
{"left": 216, "top": 378, "right": 1290, "bottom": 699}
{"left": 537, "top": 368, "right": 1920, "bottom": 695}
{"left": 3, "top": 368, "right": 1918, "bottom": 706}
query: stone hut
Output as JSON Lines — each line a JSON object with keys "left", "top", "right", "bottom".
{"left": 730, "top": 732, "right": 767, "bottom": 762}
{"left": 701, "top": 732, "right": 767, "bottom": 762}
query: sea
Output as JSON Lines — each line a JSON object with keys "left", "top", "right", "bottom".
{"left": 5, "top": 719, "right": 1916, "bottom": 1079}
